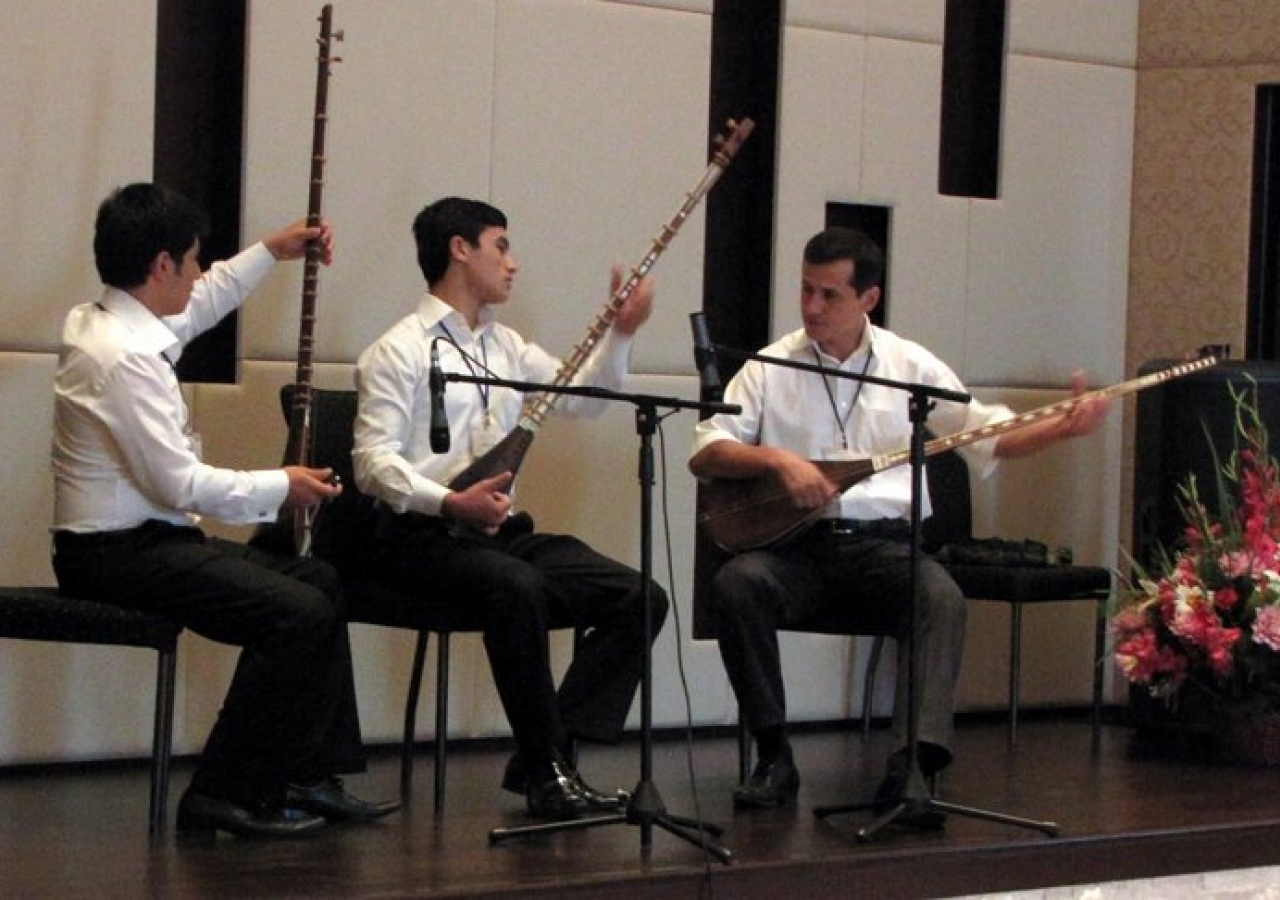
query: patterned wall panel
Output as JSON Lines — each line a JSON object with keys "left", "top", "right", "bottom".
{"left": 1123, "top": 3, "right": 1280, "bottom": 554}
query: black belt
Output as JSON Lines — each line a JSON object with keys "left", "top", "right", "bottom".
{"left": 815, "top": 518, "right": 910, "bottom": 538}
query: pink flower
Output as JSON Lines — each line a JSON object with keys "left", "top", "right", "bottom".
{"left": 1253, "top": 605, "right": 1280, "bottom": 652}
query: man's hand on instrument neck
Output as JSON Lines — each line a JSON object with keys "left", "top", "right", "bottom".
{"left": 995, "top": 370, "right": 1111, "bottom": 459}
{"left": 611, "top": 265, "right": 654, "bottom": 335}
{"left": 442, "top": 471, "right": 515, "bottom": 534}
{"left": 262, "top": 219, "right": 335, "bottom": 265}
{"left": 282, "top": 466, "right": 342, "bottom": 512}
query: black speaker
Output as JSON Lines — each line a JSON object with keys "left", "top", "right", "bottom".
{"left": 1133, "top": 359, "right": 1280, "bottom": 571}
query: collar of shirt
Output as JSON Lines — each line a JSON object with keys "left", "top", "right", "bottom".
{"left": 97, "top": 287, "right": 182, "bottom": 361}
{"left": 414, "top": 291, "right": 496, "bottom": 336}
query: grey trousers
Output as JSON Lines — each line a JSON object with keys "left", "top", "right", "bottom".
{"left": 709, "top": 531, "right": 966, "bottom": 753}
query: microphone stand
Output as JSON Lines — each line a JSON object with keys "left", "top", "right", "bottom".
{"left": 441, "top": 370, "right": 737, "bottom": 863}
{"left": 714, "top": 346, "right": 1059, "bottom": 841}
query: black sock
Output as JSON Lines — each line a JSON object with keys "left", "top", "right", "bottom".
{"left": 918, "top": 742, "right": 952, "bottom": 777}
{"left": 886, "top": 743, "right": 951, "bottom": 778}
{"left": 754, "top": 726, "right": 791, "bottom": 764}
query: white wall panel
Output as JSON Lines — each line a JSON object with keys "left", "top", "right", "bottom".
{"left": 491, "top": 0, "right": 711, "bottom": 377}
{"left": 1009, "top": 0, "right": 1139, "bottom": 67}
{"left": 242, "top": 0, "right": 499, "bottom": 365}
{"left": 605, "top": 0, "right": 712, "bottom": 13}
{"left": 967, "top": 55, "right": 1133, "bottom": 387}
{"left": 786, "top": 0, "right": 868, "bottom": 33}
{"left": 862, "top": 37, "right": 972, "bottom": 370}
{"left": 772, "top": 26, "right": 867, "bottom": 339}
{"left": 0, "top": 354, "right": 57, "bottom": 586}
{"left": 0, "top": 3, "right": 155, "bottom": 356}
{"left": 866, "top": 0, "right": 945, "bottom": 43}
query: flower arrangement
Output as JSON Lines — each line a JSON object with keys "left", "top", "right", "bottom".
{"left": 1114, "top": 382, "right": 1280, "bottom": 720}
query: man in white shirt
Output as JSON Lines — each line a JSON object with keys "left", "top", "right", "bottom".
{"left": 353, "top": 196, "right": 668, "bottom": 821}
{"left": 689, "top": 227, "right": 1110, "bottom": 826}
{"left": 52, "top": 183, "right": 398, "bottom": 838}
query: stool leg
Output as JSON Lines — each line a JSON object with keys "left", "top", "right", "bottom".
{"left": 1092, "top": 592, "right": 1107, "bottom": 750}
{"left": 401, "top": 631, "right": 430, "bottom": 801}
{"left": 862, "top": 635, "right": 886, "bottom": 740}
{"left": 1008, "top": 604, "right": 1023, "bottom": 749}
{"left": 738, "top": 715, "right": 750, "bottom": 785}
{"left": 434, "top": 633, "right": 451, "bottom": 815}
{"left": 149, "top": 644, "right": 177, "bottom": 837}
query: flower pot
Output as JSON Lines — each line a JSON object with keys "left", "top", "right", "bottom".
{"left": 1220, "top": 713, "right": 1280, "bottom": 766}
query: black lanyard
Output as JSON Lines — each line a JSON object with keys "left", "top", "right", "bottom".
{"left": 811, "top": 346, "right": 873, "bottom": 451}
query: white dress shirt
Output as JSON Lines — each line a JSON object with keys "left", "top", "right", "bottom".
{"left": 353, "top": 292, "right": 635, "bottom": 517}
{"left": 52, "top": 243, "right": 289, "bottom": 532}
{"left": 690, "top": 322, "right": 1012, "bottom": 521}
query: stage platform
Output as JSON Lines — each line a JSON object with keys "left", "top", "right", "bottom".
{"left": 3, "top": 714, "right": 1279, "bottom": 898}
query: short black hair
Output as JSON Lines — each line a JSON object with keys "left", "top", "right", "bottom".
{"left": 93, "top": 183, "right": 208, "bottom": 290}
{"left": 411, "top": 196, "right": 507, "bottom": 286}
{"left": 803, "top": 227, "right": 885, "bottom": 294}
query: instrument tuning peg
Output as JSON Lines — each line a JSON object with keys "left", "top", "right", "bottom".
{"left": 334, "top": 30, "right": 345, "bottom": 42}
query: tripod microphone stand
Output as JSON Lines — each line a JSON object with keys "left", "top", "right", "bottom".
{"left": 709, "top": 347, "right": 1059, "bottom": 841}
{"left": 441, "top": 371, "right": 736, "bottom": 863}
{"left": 810, "top": 383, "right": 1059, "bottom": 841}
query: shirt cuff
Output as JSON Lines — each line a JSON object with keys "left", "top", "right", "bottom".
{"left": 254, "top": 468, "right": 292, "bottom": 521}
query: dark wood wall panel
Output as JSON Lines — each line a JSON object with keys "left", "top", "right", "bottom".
{"left": 939, "top": 0, "right": 1006, "bottom": 199}
{"left": 154, "top": 0, "right": 247, "bottom": 383}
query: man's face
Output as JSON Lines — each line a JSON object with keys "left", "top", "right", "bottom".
{"left": 462, "top": 225, "right": 518, "bottom": 306}
{"left": 799, "top": 258, "right": 879, "bottom": 359}
{"left": 154, "top": 240, "right": 202, "bottom": 317}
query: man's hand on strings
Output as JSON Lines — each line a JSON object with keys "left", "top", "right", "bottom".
{"left": 442, "top": 472, "right": 515, "bottom": 534}
{"left": 611, "top": 264, "right": 654, "bottom": 335}
{"left": 769, "top": 448, "right": 839, "bottom": 511}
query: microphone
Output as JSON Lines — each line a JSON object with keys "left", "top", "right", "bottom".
{"left": 429, "top": 338, "right": 451, "bottom": 453}
{"left": 689, "top": 311, "right": 723, "bottom": 403}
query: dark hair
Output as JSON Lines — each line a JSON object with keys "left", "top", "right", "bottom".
{"left": 802, "top": 227, "right": 885, "bottom": 294}
{"left": 93, "top": 183, "right": 208, "bottom": 290}
{"left": 412, "top": 196, "right": 508, "bottom": 286}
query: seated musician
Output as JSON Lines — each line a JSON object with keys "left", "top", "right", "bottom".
{"left": 352, "top": 196, "right": 669, "bottom": 821}
{"left": 688, "top": 227, "right": 1110, "bottom": 827}
{"left": 51, "top": 183, "right": 398, "bottom": 838}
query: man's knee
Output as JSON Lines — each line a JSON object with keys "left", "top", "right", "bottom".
{"left": 629, "top": 581, "right": 668, "bottom": 633}
{"left": 710, "top": 555, "right": 774, "bottom": 621}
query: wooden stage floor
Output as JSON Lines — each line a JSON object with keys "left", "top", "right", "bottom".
{"left": 3, "top": 714, "right": 1280, "bottom": 898}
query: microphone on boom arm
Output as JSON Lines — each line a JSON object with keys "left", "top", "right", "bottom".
{"left": 429, "top": 338, "right": 451, "bottom": 453}
{"left": 689, "top": 311, "right": 723, "bottom": 404}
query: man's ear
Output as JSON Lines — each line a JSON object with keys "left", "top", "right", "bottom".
{"left": 448, "top": 234, "right": 471, "bottom": 265}
{"left": 860, "top": 285, "right": 882, "bottom": 315}
{"left": 148, "top": 251, "right": 174, "bottom": 280}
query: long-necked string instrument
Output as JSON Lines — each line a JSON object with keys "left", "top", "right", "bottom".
{"left": 445, "top": 117, "right": 755, "bottom": 494}
{"left": 285, "top": 4, "right": 342, "bottom": 557}
{"left": 698, "top": 355, "right": 1219, "bottom": 554}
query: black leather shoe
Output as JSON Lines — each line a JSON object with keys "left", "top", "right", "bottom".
{"left": 732, "top": 754, "right": 800, "bottom": 810}
{"left": 525, "top": 759, "right": 601, "bottom": 820}
{"left": 285, "top": 777, "right": 401, "bottom": 823}
{"left": 176, "top": 788, "right": 326, "bottom": 839}
{"left": 503, "top": 752, "right": 626, "bottom": 810}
